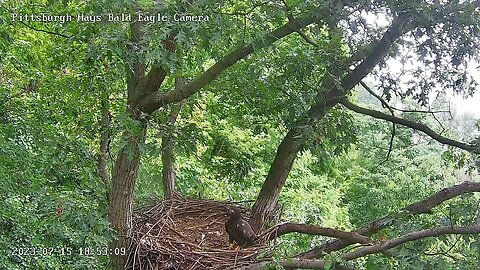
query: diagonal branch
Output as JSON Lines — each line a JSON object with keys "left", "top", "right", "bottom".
{"left": 405, "top": 181, "right": 480, "bottom": 214}
{"left": 138, "top": 11, "right": 330, "bottom": 113}
{"left": 247, "top": 224, "right": 480, "bottom": 269}
{"left": 299, "top": 181, "right": 480, "bottom": 258}
{"left": 341, "top": 224, "right": 480, "bottom": 261}
{"left": 336, "top": 98, "right": 480, "bottom": 154}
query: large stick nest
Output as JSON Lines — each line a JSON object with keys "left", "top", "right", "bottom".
{"left": 127, "top": 198, "right": 272, "bottom": 270}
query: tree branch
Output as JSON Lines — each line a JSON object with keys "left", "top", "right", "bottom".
{"left": 405, "top": 181, "right": 480, "bottom": 214}
{"left": 138, "top": 11, "right": 328, "bottom": 113}
{"left": 299, "top": 181, "right": 480, "bottom": 258}
{"left": 252, "top": 224, "right": 480, "bottom": 269}
{"left": 336, "top": 98, "right": 480, "bottom": 154}
{"left": 360, "top": 81, "right": 396, "bottom": 165}
{"left": 239, "top": 259, "right": 354, "bottom": 270}
{"left": 266, "top": 222, "right": 373, "bottom": 244}
{"left": 341, "top": 225, "right": 480, "bottom": 261}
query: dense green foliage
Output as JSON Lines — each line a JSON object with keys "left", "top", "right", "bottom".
{"left": 1, "top": 0, "right": 479, "bottom": 269}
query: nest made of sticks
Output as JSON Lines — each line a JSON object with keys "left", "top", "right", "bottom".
{"left": 127, "top": 198, "right": 272, "bottom": 270}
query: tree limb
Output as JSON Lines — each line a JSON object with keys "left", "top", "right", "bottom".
{"left": 299, "top": 181, "right": 480, "bottom": 258}
{"left": 266, "top": 222, "right": 373, "bottom": 244}
{"left": 138, "top": 11, "right": 328, "bottom": 113}
{"left": 239, "top": 259, "right": 354, "bottom": 270}
{"left": 336, "top": 97, "right": 480, "bottom": 154}
{"left": 341, "top": 225, "right": 480, "bottom": 261}
{"left": 249, "top": 224, "right": 480, "bottom": 269}
{"left": 162, "top": 78, "right": 185, "bottom": 200}
{"left": 405, "top": 181, "right": 480, "bottom": 214}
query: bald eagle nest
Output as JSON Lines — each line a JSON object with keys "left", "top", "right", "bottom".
{"left": 127, "top": 198, "right": 273, "bottom": 270}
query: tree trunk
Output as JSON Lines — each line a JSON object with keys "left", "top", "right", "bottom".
{"left": 250, "top": 128, "right": 303, "bottom": 232}
{"left": 162, "top": 103, "right": 181, "bottom": 199}
{"left": 250, "top": 87, "right": 341, "bottom": 232}
{"left": 250, "top": 15, "right": 410, "bottom": 232}
{"left": 108, "top": 113, "right": 147, "bottom": 270}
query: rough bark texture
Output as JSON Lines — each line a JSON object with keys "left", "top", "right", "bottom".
{"left": 108, "top": 114, "right": 148, "bottom": 270}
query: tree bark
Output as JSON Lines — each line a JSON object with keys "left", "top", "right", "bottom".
{"left": 250, "top": 15, "right": 412, "bottom": 232}
{"left": 250, "top": 128, "right": 302, "bottom": 232}
{"left": 108, "top": 113, "right": 147, "bottom": 270}
{"left": 162, "top": 103, "right": 182, "bottom": 199}
{"left": 161, "top": 79, "right": 185, "bottom": 199}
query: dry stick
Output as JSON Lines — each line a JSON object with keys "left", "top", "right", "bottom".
{"left": 130, "top": 199, "right": 263, "bottom": 270}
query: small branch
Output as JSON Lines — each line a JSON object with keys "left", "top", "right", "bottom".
{"left": 390, "top": 107, "right": 452, "bottom": 114}
{"left": 359, "top": 81, "right": 396, "bottom": 165}
{"left": 16, "top": 20, "right": 72, "bottom": 38}
{"left": 282, "top": 0, "right": 319, "bottom": 48}
{"left": 423, "top": 236, "right": 460, "bottom": 257}
{"left": 0, "top": 5, "right": 72, "bottom": 39}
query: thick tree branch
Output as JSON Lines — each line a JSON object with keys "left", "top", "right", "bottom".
{"left": 250, "top": 224, "right": 480, "bottom": 269}
{"left": 342, "top": 225, "right": 480, "bottom": 261}
{"left": 336, "top": 98, "right": 480, "bottom": 154}
{"left": 138, "top": 12, "right": 328, "bottom": 113}
{"left": 251, "top": 13, "right": 415, "bottom": 232}
{"left": 328, "top": 15, "right": 415, "bottom": 98}
{"left": 266, "top": 222, "right": 373, "bottom": 244}
{"left": 405, "top": 181, "right": 480, "bottom": 214}
{"left": 299, "top": 181, "right": 480, "bottom": 258}
{"left": 161, "top": 78, "right": 185, "bottom": 200}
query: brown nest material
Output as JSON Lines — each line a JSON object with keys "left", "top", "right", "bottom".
{"left": 127, "top": 198, "right": 272, "bottom": 270}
